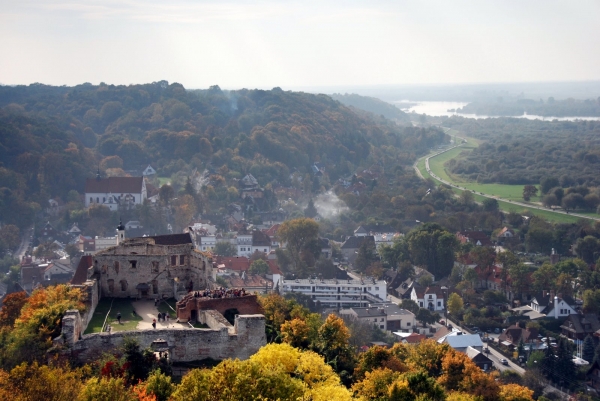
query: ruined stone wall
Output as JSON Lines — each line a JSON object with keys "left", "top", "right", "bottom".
{"left": 177, "top": 295, "right": 263, "bottom": 321}
{"left": 93, "top": 242, "right": 211, "bottom": 299}
{"left": 59, "top": 312, "right": 266, "bottom": 364}
{"left": 72, "top": 278, "right": 99, "bottom": 326}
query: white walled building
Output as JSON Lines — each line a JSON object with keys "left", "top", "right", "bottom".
{"left": 411, "top": 285, "right": 446, "bottom": 312}
{"left": 281, "top": 278, "right": 386, "bottom": 309}
{"left": 85, "top": 176, "right": 146, "bottom": 211}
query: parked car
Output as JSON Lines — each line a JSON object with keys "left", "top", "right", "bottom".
{"left": 494, "top": 328, "right": 501, "bottom": 334}
{"left": 439, "top": 320, "right": 445, "bottom": 325}
{"left": 500, "top": 359, "right": 509, "bottom": 366}
{"left": 484, "top": 348, "right": 490, "bottom": 354}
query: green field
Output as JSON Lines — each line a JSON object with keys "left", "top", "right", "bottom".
{"left": 417, "top": 134, "right": 599, "bottom": 224}
{"left": 85, "top": 298, "right": 143, "bottom": 334}
{"left": 157, "top": 176, "right": 171, "bottom": 186}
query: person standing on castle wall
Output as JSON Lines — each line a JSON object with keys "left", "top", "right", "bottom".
{"left": 117, "top": 312, "right": 121, "bottom": 324}
{"left": 152, "top": 318, "right": 156, "bottom": 329}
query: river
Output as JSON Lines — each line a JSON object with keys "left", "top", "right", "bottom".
{"left": 394, "top": 100, "right": 600, "bottom": 121}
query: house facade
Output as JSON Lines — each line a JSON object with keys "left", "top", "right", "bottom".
{"left": 411, "top": 285, "right": 446, "bottom": 311}
{"left": 85, "top": 176, "right": 147, "bottom": 211}
{"left": 530, "top": 293, "right": 577, "bottom": 319}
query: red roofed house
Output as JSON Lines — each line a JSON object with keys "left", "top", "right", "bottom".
{"left": 411, "top": 284, "right": 446, "bottom": 312}
{"left": 85, "top": 175, "right": 146, "bottom": 211}
{"left": 401, "top": 333, "right": 427, "bottom": 344}
{"left": 456, "top": 231, "right": 493, "bottom": 247}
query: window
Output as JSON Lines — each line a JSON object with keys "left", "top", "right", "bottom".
{"left": 171, "top": 256, "right": 177, "bottom": 266}
{"left": 132, "top": 196, "right": 135, "bottom": 202}
{"left": 152, "top": 261, "right": 159, "bottom": 273}
{"left": 380, "top": 325, "right": 385, "bottom": 329}
{"left": 374, "top": 318, "right": 377, "bottom": 322}
{"left": 107, "top": 279, "right": 114, "bottom": 293}
{"left": 375, "top": 287, "right": 379, "bottom": 290}
{"left": 428, "top": 295, "right": 433, "bottom": 299}
{"left": 406, "top": 322, "right": 411, "bottom": 327}
{"left": 120, "top": 280, "right": 128, "bottom": 291}
{"left": 381, "top": 318, "right": 384, "bottom": 322}
{"left": 96, "top": 197, "right": 99, "bottom": 203}
{"left": 113, "top": 261, "right": 120, "bottom": 274}
{"left": 437, "top": 301, "right": 441, "bottom": 306}
{"left": 180, "top": 255, "right": 185, "bottom": 265}
{"left": 152, "top": 279, "right": 158, "bottom": 294}
{"left": 419, "top": 302, "right": 423, "bottom": 307}
{"left": 129, "top": 260, "right": 137, "bottom": 269}
{"left": 90, "top": 197, "right": 93, "bottom": 203}
{"left": 103, "top": 197, "right": 106, "bottom": 202}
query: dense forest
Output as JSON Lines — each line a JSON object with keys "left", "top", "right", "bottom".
{"left": 456, "top": 97, "right": 600, "bottom": 117}
{"left": 329, "top": 93, "right": 409, "bottom": 122}
{"left": 0, "top": 82, "right": 448, "bottom": 232}
{"left": 441, "top": 118, "right": 600, "bottom": 190}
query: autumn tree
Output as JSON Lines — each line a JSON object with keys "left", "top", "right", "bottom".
{"left": 0, "top": 291, "right": 27, "bottom": 328}
{"left": 447, "top": 293, "right": 464, "bottom": 316}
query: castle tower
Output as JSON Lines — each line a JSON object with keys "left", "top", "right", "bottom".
{"left": 116, "top": 220, "right": 125, "bottom": 245}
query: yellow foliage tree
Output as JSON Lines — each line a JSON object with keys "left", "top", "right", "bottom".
{"left": 499, "top": 383, "right": 534, "bottom": 401}
{"left": 352, "top": 368, "right": 401, "bottom": 400}
{"left": 78, "top": 377, "right": 135, "bottom": 401}
{"left": 0, "top": 361, "right": 85, "bottom": 401}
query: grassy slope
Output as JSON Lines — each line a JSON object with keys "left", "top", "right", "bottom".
{"left": 418, "top": 135, "right": 595, "bottom": 224}
{"left": 85, "top": 298, "right": 143, "bottom": 334}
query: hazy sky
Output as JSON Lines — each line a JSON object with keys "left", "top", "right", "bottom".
{"left": 1, "top": 0, "right": 599, "bottom": 89}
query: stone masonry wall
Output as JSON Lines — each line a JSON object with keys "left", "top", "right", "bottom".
{"left": 58, "top": 311, "right": 265, "bottom": 364}
{"left": 177, "top": 295, "right": 263, "bottom": 321}
{"left": 72, "top": 278, "right": 99, "bottom": 326}
{"left": 93, "top": 242, "right": 211, "bottom": 299}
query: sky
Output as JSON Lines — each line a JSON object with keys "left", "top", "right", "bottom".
{"left": 1, "top": 0, "right": 599, "bottom": 90}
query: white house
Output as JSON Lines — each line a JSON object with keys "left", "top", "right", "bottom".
{"left": 198, "top": 236, "right": 217, "bottom": 252}
{"left": 125, "top": 220, "right": 142, "bottom": 230}
{"left": 339, "top": 307, "right": 388, "bottom": 331}
{"left": 142, "top": 165, "right": 156, "bottom": 176}
{"left": 85, "top": 176, "right": 146, "bottom": 211}
{"left": 411, "top": 285, "right": 446, "bottom": 312}
{"left": 281, "top": 278, "right": 387, "bottom": 309}
{"left": 531, "top": 292, "right": 577, "bottom": 319}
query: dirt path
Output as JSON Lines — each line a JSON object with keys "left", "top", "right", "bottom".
{"left": 131, "top": 299, "right": 188, "bottom": 330}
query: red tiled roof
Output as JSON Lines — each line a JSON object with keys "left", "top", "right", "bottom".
{"left": 85, "top": 176, "right": 143, "bottom": 194}
{"left": 267, "top": 260, "right": 282, "bottom": 275}
{"left": 263, "top": 224, "right": 280, "bottom": 237}
{"left": 404, "top": 333, "right": 427, "bottom": 343}
{"left": 71, "top": 255, "right": 92, "bottom": 285}
{"left": 216, "top": 256, "right": 250, "bottom": 271}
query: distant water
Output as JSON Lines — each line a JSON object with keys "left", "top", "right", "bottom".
{"left": 394, "top": 100, "right": 600, "bottom": 121}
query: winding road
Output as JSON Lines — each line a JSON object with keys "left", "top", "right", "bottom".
{"left": 414, "top": 133, "right": 600, "bottom": 222}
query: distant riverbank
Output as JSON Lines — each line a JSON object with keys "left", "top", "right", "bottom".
{"left": 395, "top": 100, "right": 600, "bottom": 121}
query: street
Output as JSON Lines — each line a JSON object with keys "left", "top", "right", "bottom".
{"left": 15, "top": 226, "right": 33, "bottom": 261}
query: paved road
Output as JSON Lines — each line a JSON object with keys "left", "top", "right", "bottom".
{"left": 15, "top": 226, "right": 33, "bottom": 260}
{"left": 417, "top": 134, "right": 600, "bottom": 222}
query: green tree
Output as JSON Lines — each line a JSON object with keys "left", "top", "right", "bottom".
{"left": 416, "top": 309, "right": 439, "bottom": 326}
{"left": 406, "top": 223, "right": 458, "bottom": 278}
{"left": 447, "top": 293, "right": 464, "bottom": 316}
{"left": 277, "top": 218, "right": 320, "bottom": 276}
{"left": 400, "top": 299, "right": 420, "bottom": 315}
{"left": 355, "top": 239, "right": 377, "bottom": 272}
{"left": 213, "top": 241, "right": 237, "bottom": 256}
{"left": 482, "top": 198, "right": 499, "bottom": 212}
{"left": 540, "top": 177, "right": 559, "bottom": 195}
{"left": 250, "top": 259, "right": 269, "bottom": 275}
{"left": 509, "top": 263, "right": 530, "bottom": 300}
{"left": 522, "top": 185, "right": 538, "bottom": 201}
{"left": 583, "top": 335, "right": 595, "bottom": 363}
{"left": 532, "top": 263, "right": 558, "bottom": 292}
{"left": 304, "top": 198, "right": 318, "bottom": 218}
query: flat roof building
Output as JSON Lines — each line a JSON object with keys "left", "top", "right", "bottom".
{"left": 281, "top": 278, "right": 386, "bottom": 309}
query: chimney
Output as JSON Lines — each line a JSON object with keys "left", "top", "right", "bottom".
{"left": 554, "top": 296, "right": 559, "bottom": 319}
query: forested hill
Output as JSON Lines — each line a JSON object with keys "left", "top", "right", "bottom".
{"left": 0, "top": 82, "right": 447, "bottom": 227}
{"left": 329, "top": 93, "right": 409, "bottom": 122}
